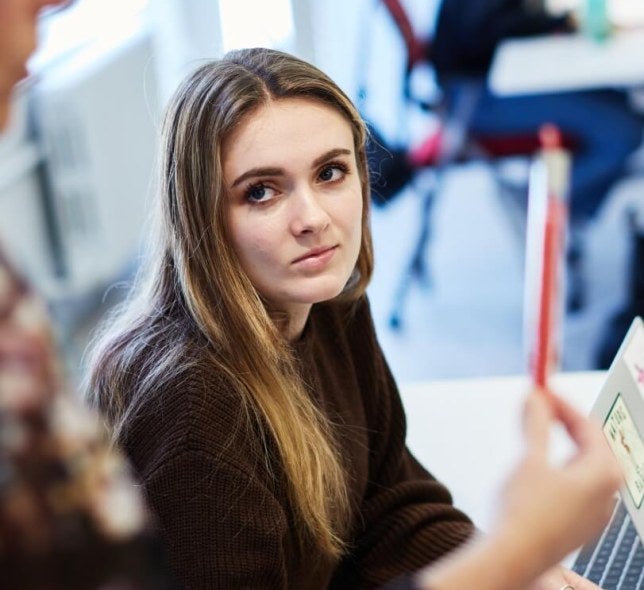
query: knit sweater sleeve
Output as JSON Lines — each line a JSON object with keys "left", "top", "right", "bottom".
{"left": 340, "top": 298, "right": 474, "bottom": 589}
{"left": 142, "top": 450, "right": 292, "bottom": 589}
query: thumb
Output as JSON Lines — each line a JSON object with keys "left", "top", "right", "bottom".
{"left": 522, "top": 392, "right": 552, "bottom": 458}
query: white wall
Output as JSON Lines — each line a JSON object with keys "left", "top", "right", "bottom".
{"left": 148, "top": 0, "right": 223, "bottom": 108}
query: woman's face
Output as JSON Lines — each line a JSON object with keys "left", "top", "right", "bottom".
{"left": 0, "top": 0, "right": 69, "bottom": 129}
{"left": 223, "top": 97, "right": 363, "bottom": 327}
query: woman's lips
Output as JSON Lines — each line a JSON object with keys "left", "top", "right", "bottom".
{"left": 292, "top": 246, "right": 337, "bottom": 270}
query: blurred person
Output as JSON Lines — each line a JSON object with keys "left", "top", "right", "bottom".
{"left": 0, "top": 1, "right": 178, "bottom": 587}
{"left": 0, "top": 0, "right": 51, "bottom": 127}
{"left": 84, "top": 47, "right": 621, "bottom": 590}
{"left": 0, "top": 250, "right": 175, "bottom": 589}
{"left": 431, "top": 0, "right": 644, "bottom": 313}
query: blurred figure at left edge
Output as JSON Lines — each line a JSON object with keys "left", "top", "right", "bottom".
{"left": 0, "top": 1, "right": 177, "bottom": 588}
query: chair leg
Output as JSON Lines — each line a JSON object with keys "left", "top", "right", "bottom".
{"left": 389, "top": 184, "right": 435, "bottom": 329}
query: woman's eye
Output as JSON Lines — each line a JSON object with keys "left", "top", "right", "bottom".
{"left": 245, "top": 183, "right": 276, "bottom": 203}
{"left": 318, "top": 164, "right": 347, "bottom": 183}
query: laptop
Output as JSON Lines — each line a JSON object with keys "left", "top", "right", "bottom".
{"left": 572, "top": 316, "right": 644, "bottom": 589}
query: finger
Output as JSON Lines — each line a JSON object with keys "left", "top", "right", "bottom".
{"left": 561, "top": 566, "right": 602, "bottom": 589}
{"left": 549, "top": 394, "right": 624, "bottom": 490}
{"left": 546, "top": 392, "right": 599, "bottom": 449}
{"left": 522, "top": 392, "right": 552, "bottom": 457}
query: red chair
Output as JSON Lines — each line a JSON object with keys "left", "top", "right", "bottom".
{"left": 375, "top": 0, "right": 577, "bottom": 329}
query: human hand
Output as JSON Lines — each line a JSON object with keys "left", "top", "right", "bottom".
{"left": 414, "top": 391, "right": 619, "bottom": 590}
{"left": 494, "top": 391, "right": 622, "bottom": 579}
{"left": 529, "top": 564, "right": 601, "bottom": 590}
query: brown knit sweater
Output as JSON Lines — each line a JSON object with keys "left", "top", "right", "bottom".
{"left": 118, "top": 296, "right": 473, "bottom": 589}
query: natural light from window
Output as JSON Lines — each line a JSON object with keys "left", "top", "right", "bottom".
{"left": 218, "top": 0, "right": 294, "bottom": 52}
{"left": 30, "top": 0, "right": 149, "bottom": 72}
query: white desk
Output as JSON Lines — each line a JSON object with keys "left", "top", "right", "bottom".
{"left": 401, "top": 371, "right": 605, "bottom": 533}
{"left": 489, "top": 30, "right": 644, "bottom": 96}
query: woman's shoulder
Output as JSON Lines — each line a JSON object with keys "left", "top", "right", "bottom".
{"left": 121, "top": 351, "right": 244, "bottom": 435}
{"left": 119, "top": 356, "right": 255, "bottom": 479}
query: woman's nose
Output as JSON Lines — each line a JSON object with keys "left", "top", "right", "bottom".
{"left": 289, "top": 187, "right": 330, "bottom": 235}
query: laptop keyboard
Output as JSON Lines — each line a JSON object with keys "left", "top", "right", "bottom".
{"left": 572, "top": 499, "right": 644, "bottom": 589}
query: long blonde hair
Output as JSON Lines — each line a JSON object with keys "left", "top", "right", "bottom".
{"left": 84, "top": 48, "right": 374, "bottom": 560}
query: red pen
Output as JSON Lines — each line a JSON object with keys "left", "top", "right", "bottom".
{"left": 525, "top": 124, "right": 571, "bottom": 392}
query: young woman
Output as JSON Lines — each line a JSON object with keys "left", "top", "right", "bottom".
{"left": 84, "top": 47, "right": 620, "bottom": 590}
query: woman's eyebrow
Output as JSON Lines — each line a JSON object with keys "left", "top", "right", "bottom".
{"left": 230, "top": 148, "right": 353, "bottom": 188}
{"left": 231, "top": 167, "right": 284, "bottom": 188}
{"left": 312, "top": 148, "right": 352, "bottom": 167}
